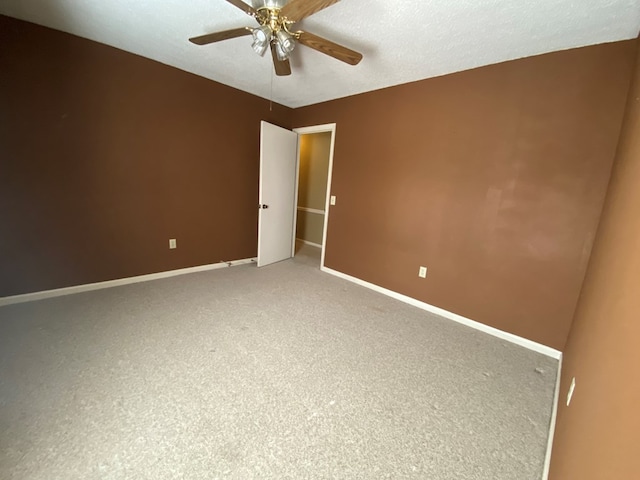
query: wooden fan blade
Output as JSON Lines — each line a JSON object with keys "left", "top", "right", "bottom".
{"left": 271, "top": 43, "right": 292, "bottom": 76}
{"left": 225, "top": 0, "right": 257, "bottom": 16}
{"left": 189, "top": 27, "right": 251, "bottom": 45}
{"left": 280, "top": 0, "right": 340, "bottom": 22}
{"left": 297, "top": 31, "right": 362, "bottom": 65}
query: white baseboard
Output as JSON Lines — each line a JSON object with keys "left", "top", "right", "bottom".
{"left": 542, "top": 354, "right": 563, "bottom": 479}
{"left": 320, "top": 266, "right": 562, "bottom": 360}
{"left": 0, "top": 258, "right": 257, "bottom": 307}
{"left": 296, "top": 238, "right": 322, "bottom": 249}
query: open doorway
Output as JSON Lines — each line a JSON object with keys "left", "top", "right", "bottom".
{"left": 292, "top": 124, "right": 336, "bottom": 267}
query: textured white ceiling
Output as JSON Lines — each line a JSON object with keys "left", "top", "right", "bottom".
{"left": 1, "top": 0, "right": 639, "bottom": 108}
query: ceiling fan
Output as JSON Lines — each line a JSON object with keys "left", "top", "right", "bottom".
{"left": 189, "top": 0, "right": 363, "bottom": 76}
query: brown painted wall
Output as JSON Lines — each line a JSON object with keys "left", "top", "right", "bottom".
{"left": 0, "top": 15, "right": 291, "bottom": 297}
{"left": 293, "top": 41, "right": 635, "bottom": 349}
{"left": 548, "top": 39, "right": 640, "bottom": 479}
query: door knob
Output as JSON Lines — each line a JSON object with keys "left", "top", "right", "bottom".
{"left": 259, "top": 204, "right": 269, "bottom": 209}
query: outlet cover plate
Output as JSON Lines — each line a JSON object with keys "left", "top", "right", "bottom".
{"left": 169, "top": 239, "right": 177, "bottom": 249}
{"left": 418, "top": 266, "right": 427, "bottom": 278}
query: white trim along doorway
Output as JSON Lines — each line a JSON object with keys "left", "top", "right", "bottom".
{"left": 291, "top": 123, "right": 336, "bottom": 269}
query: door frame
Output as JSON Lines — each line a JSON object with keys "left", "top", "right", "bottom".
{"left": 291, "top": 123, "right": 336, "bottom": 269}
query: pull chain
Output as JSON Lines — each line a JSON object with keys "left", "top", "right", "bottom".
{"left": 270, "top": 61, "right": 274, "bottom": 112}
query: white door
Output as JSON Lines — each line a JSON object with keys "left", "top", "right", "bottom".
{"left": 257, "top": 121, "right": 298, "bottom": 267}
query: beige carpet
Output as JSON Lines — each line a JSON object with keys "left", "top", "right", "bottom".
{"left": 0, "top": 246, "right": 558, "bottom": 479}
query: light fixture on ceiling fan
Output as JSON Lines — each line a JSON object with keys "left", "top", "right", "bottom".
{"left": 189, "top": 0, "right": 363, "bottom": 76}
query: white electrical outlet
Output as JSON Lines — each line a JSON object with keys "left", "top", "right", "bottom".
{"left": 169, "top": 239, "right": 177, "bottom": 249}
{"left": 567, "top": 377, "right": 576, "bottom": 406}
{"left": 330, "top": 195, "right": 336, "bottom": 205}
{"left": 418, "top": 266, "right": 427, "bottom": 278}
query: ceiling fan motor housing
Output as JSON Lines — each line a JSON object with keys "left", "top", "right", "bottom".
{"left": 252, "top": 0, "right": 289, "bottom": 10}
